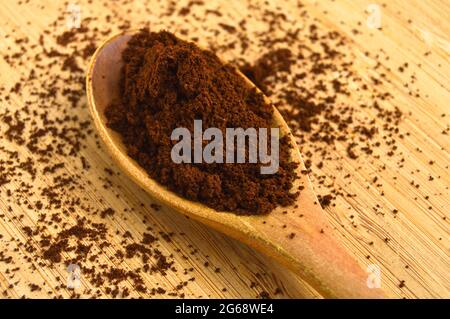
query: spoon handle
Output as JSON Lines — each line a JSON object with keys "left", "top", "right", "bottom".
{"left": 249, "top": 191, "right": 386, "bottom": 298}
{"left": 266, "top": 221, "right": 385, "bottom": 298}
{"left": 195, "top": 202, "right": 385, "bottom": 298}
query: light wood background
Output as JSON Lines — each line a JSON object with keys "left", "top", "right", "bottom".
{"left": 0, "top": 0, "right": 448, "bottom": 298}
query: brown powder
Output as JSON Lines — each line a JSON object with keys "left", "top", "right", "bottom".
{"left": 105, "top": 29, "right": 299, "bottom": 215}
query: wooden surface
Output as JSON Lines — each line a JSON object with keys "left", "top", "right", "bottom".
{"left": 0, "top": 0, "right": 449, "bottom": 298}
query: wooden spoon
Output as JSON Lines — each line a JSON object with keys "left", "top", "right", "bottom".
{"left": 86, "top": 31, "right": 385, "bottom": 298}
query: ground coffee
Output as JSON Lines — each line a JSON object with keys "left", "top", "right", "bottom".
{"left": 105, "top": 29, "right": 299, "bottom": 215}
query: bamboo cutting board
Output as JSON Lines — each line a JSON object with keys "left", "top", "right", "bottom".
{"left": 0, "top": 0, "right": 448, "bottom": 298}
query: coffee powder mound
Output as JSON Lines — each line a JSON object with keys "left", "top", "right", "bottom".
{"left": 105, "top": 29, "right": 299, "bottom": 215}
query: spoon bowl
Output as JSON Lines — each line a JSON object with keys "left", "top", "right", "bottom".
{"left": 86, "top": 31, "right": 385, "bottom": 298}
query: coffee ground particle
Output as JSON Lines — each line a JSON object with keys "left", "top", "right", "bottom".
{"left": 258, "top": 291, "right": 270, "bottom": 299}
{"left": 105, "top": 29, "right": 299, "bottom": 215}
{"left": 100, "top": 207, "right": 115, "bottom": 218}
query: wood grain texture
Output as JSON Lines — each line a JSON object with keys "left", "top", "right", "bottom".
{"left": 0, "top": 0, "right": 449, "bottom": 298}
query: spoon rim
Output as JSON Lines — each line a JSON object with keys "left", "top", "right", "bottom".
{"left": 87, "top": 29, "right": 304, "bottom": 218}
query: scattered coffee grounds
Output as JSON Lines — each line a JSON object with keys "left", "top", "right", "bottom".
{"left": 237, "top": 24, "right": 405, "bottom": 208}
{"left": 105, "top": 29, "right": 299, "bottom": 215}
{"left": 1, "top": 0, "right": 446, "bottom": 299}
